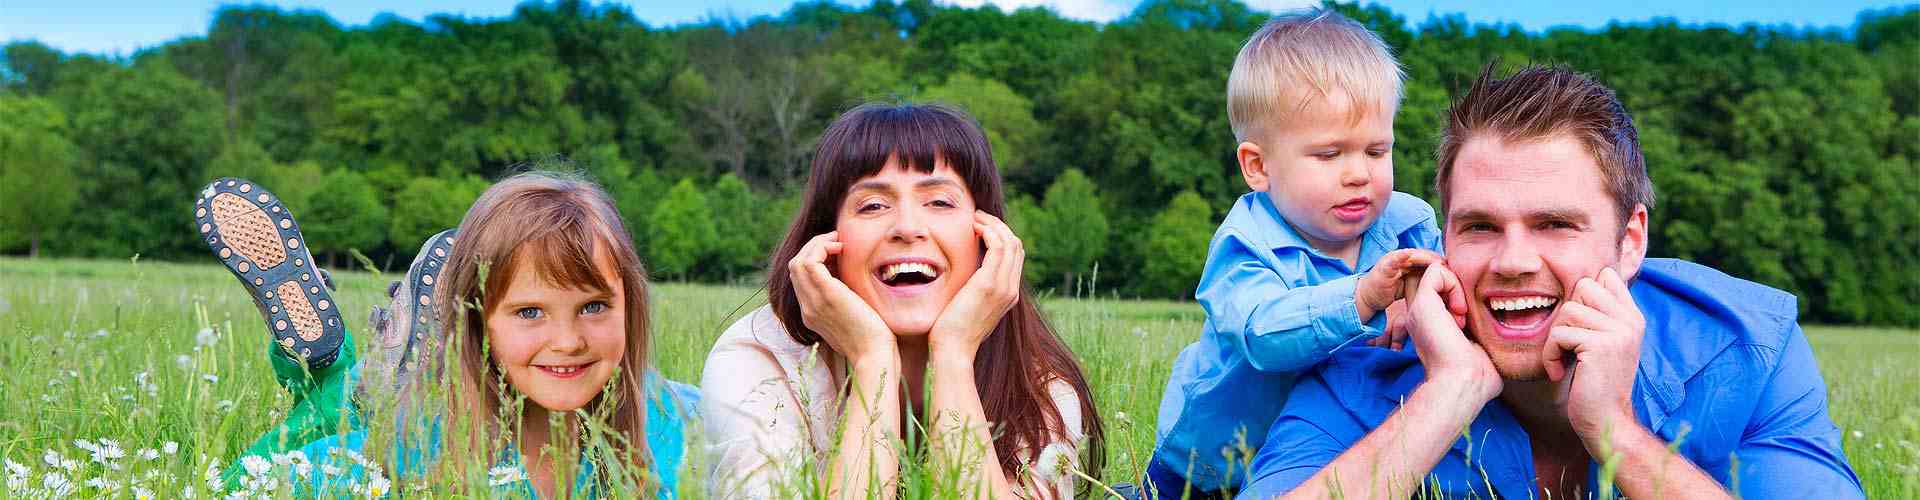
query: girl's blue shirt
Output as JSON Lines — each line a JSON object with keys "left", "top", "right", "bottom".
{"left": 283, "top": 374, "right": 698, "bottom": 498}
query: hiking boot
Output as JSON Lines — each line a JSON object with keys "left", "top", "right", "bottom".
{"left": 195, "top": 178, "right": 345, "bottom": 369}
{"left": 361, "top": 228, "right": 457, "bottom": 402}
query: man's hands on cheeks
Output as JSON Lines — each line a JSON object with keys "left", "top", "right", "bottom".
{"left": 1543, "top": 267, "right": 1648, "bottom": 450}
{"left": 1362, "top": 249, "right": 1443, "bottom": 349}
{"left": 928, "top": 212, "right": 1023, "bottom": 362}
{"left": 789, "top": 231, "right": 896, "bottom": 364}
{"left": 1406, "top": 263, "right": 1501, "bottom": 404}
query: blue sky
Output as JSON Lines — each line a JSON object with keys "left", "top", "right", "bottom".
{"left": 3, "top": 0, "right": 1913, "bottom": 56}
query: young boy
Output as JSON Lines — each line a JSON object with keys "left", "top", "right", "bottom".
{"left": 1145, "top": 9, "right": 1444, "bottom": 498}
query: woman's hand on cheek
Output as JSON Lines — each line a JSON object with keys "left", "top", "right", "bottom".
{"left": 929, "top": 212, "right": 1024, "bottom": 361}
{"left": 789, "top": 231, "right": 895, "bottom": 363}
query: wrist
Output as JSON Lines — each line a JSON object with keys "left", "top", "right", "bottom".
{"left": 1410, "top": 378, "right": 1493, "bottom": 428}
{"left": 927, "top": 345, "right": 978, "bottom": 372}
{"left": 1579, "top": 408, "right": 1653, "bottom": 457}
{"left": 1423, "top": 365, "right": 1502, "bottom": 405}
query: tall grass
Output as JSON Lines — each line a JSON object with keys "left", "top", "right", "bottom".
{"left": 0, "top": 257, "right": 1914, "bottom": 497}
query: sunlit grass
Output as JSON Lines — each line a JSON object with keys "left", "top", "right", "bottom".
{"left": 1, "top": 257, "right": 1914, "bottom": 497}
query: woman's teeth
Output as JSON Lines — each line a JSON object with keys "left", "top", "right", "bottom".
{"left": 1489, "top": 296, "right": 1557, "bottom": 311}
{"left": 882, "top": 262, "right": 938, "bottom": 281}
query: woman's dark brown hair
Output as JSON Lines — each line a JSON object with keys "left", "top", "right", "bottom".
{"left": 766, "top": 102, "right": 1106, "bottom": 489}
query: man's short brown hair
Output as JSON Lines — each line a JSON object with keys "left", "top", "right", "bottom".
{"left": 1434, "top": 64, "right": 1655, "bottom": 226}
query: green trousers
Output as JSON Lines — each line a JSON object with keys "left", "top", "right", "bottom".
{"left": 223, "top": 331, "right": 361, "bottom": 487}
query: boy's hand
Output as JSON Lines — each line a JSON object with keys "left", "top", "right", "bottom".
{"left": 1357, "top": 249, "right": 1443, "bottom": 322}
{"left": 1368, "top": 299, "right": 1411, "bottom": 349}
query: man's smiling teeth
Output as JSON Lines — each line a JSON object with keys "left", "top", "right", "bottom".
{"left": 1489, "top": 296, "right": 1557, "bottom": 311}
{"left": 882, "top": 262, "right": 938, "bottom": 281}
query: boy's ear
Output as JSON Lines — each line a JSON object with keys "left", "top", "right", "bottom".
{"left": 1237, "top": 141, "right": 1268, "bottom": 192}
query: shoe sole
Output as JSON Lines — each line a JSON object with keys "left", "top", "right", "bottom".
{"left": 395, "top": 228, "right": 456, "bottom": 381}
{"left": 195, "top": 178, "right": 345, "bottom": 368}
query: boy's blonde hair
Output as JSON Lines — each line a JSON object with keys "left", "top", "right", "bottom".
{"left": 1228, "top": 8, "right": 1405, "bottom": 143}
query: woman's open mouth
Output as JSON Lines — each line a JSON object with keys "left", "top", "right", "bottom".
{"left": 1487, "top": 295, "right": 1558, "bottom": 340}
{"left": 874, "top": 259, "right": 943, "bottom": 294}
{"left": 536, "top": 361, "right": 596, "bottom": 379}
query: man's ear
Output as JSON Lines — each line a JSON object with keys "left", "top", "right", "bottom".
{"left": 1615, "top": 203, "right": 1649, "bottom": 281}
{"left": 1237, "top": 141, "right": 1268, "bottom": 192}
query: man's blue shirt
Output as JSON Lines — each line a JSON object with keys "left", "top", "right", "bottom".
{"left": 1150, "top": 191, "right": 1442, "bottom": 492}
{"left": 1239, "top": 258, "right": 1863, "bottom": 499}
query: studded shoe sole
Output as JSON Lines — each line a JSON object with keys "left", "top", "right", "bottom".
{"left": 195, "top": 177, "right": 345, "bottom": 369}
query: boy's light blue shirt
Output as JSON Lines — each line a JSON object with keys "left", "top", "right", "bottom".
{"left": 285, "top": 375, "right": 698, "bottom": 498}
{"left": 1239, "top": 259, "right": 1863, "bottom": 499}
{"left": 1150, "top": 190, "right": 1441, "bottom": 492}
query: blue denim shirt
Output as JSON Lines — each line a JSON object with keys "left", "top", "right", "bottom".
{"left": 1239, "top": 258, "right": 1863, "bottom": 499}
{"left": 285, "top": 375, "right": 699, "bottom": 498}
{"left": 1150, "top": 191, "right": 1442, "bottom": 492}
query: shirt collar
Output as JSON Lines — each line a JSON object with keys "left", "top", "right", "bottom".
{"left": 1227, "top": 191, "right": 1431, "bottom": 270}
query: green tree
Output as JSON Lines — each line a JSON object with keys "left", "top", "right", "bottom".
{"left": 1140, "top": 190, "right": 1213, "bottom": 298}
{"left": 388, "top": 175, "right": 484, "bottom": 259}
{"left": 647, "top": 178, "right": 716, "bottom": 280}
{"left": 54, "top": 62, "right": 223, "bottom": 259}
{"left": 301, "top": 169, "right": 389, "bottom": 267}
{"left": 0, "top": 95, "right": 82, "bottom": 257}
{"left": 922, "top": 73, "right": 1042, "bottom": 174}
{"left": 1028, "top": 169, "right": 1109, "bottom": 292}
{"left": 706, "top": 174, "right": 764, "bottom": 281}
{"left": 1005, "top": 193, "right": 1052, "bottom": 286}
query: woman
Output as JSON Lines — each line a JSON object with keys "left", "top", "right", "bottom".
{"left": 701, "top": 103, "right": 1105, "bottom": 499}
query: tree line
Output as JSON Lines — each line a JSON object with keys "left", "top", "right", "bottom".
{"left": 1, "top": 0, "right": 1914, "bottom": 325}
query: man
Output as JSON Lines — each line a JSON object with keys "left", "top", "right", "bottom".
{"left": 1236, "top": 66, "right": 1863, "bottom": 499}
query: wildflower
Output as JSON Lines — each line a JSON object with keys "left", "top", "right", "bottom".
{"left": 320, "top": 463, "right": 343, "bottom": 477}
{"left": 176, "top": 355, "right": 194, "bottom": 370}
{"left": 367, "top": 473, "right": 391, "bottom": 497}
{"left": 138, "top": 449, "right": 160, "bottom": 461}
{"left": 196, "top": 328, "right": 219, "bottom": 348}
{"left": 489, "top": 465, "right": 527, "bottom": 486}
{"left": 73, "top": 440, "right": 98, "bottom": 454}
{"left": 43, "top": 449, "right": 77, "bottom": 471}
{"left": 84, "top": 476, "right": 120, "bottom": 490}
{"left": 43, "top": 471, "right": 73, "bottom": 496}
{"left": 1853, "top": 430, "right": 1864, "bottom": 438}
{"left": 241, "top": 455, "right": 273, "bottom": 478}
{"left": 202, "top": 374, "right": 219, "bottom": 384}
{"left": 202, "top": 459, "right": 221, "bottom": 491}
{"left": 5, "top": 458, "right": 26, "bottom": 477}
{"left": 215, "top": 400, "right": 234, "bottom": 412}
{"left": 162, "top": 442, "right": 179, "bottom": 455}
{"left": 133, "top": 485, "right": 155, "bottom": 500}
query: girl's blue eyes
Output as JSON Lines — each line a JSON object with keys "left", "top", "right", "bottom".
{"left": 512, "top": 301, "right": 609, "bottom": 320}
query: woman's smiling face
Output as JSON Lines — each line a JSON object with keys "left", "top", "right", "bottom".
{"left": 832, "top": 160, "right": 982, "bottom": 336}
{"left": 485, "top": 242, "right": 627, "bottom": 412}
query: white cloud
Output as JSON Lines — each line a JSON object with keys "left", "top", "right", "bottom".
{"left": 1244, "top": 0, "right": 1324, "bottom": 14}
{"left": 943, "top": 0, "right": 1133, "bottom": 22}
{"left": 941, "top": 0, "right": 1328, "bottom": 23}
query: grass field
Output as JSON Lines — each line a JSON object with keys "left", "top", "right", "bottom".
{"left": 0, "top": 257, "right": 1914, "bottom": 498}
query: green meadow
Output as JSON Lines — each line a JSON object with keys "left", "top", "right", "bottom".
{"left": 0, "top": 257, "right": 1914, "bottom": 498}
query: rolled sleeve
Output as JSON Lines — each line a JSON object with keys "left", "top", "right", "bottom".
{"left": 1199, "top": 233, "right": 1379, "bottom": 373}
{"left": 1733, "top": 324, "right": 1864, "bottom": 498}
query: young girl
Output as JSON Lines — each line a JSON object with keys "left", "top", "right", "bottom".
{"left": 196, "top": 171, "right": 693, "bottom": 498}
{"left": 701, "top": 103, "right": 1106, "bottom": 499}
